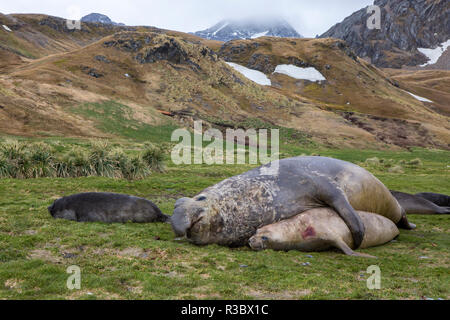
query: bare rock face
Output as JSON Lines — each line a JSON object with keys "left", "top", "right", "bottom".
{"left": 103, "top": 32, "right": 217, "bottom": 71}
{"left": 320, "top": 0, "right": 450, "bottom": 68}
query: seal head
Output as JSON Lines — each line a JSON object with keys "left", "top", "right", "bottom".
{"left": 171, "top": 195, "right": 221, "bottom": 244}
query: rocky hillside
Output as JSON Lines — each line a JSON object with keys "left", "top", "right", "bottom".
{"left": 218, "top": 37, "right": 449, "bottom": 148}
{"left": 194, "top": 17, "right": 301, "bottom": 42}
{"left": 0, "top": 13, "right": 221, "bottom": 69}
{"left": 0, "top": 13, "right": 448, "bottom": 150}
{"left": 384, "top": 68, "right": 450, "bottom": 117}
{"left": 320, "top": 0, "right": 450, "bottom": 69}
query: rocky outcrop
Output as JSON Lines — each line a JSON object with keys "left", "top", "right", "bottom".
{"left": 103, "top": 33, "right": 217, "bottom": 71}
{"left": 320, "top": 0, "right": 450, "bottom": 68}
{"left": 218, "top": 40, "right": 344, "bottom": 74}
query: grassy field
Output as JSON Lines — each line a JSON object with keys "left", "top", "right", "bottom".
{"left": 0, "top": 137, "right": 449, "bottom": 300}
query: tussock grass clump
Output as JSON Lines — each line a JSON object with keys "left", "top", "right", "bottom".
{"left": 28, "top": 143, "right": 56, "bottom": 178}
{"left": 57, "top": 148, "right": 93, "bottom": 177}
{"left": 407, "top": 158, "right": 423, "bottom": 167}
{"left": 0, "top": 140, "right": 33, "bottom": 178}
{"left": 388, "top": 165, "right": 404, "bottom": 174}
{"left": 142, "top": 143, "right": 167, "bottom": 173}
{"left": 362, "top": 156, "right": 422, "bottom": 173}
{"left": 0, "top": 140, "right": 165, "bottom": 180}
{"left": 365, "top": 157, "right": 380, "bottom": 166}
{"left": 88, "top": 141, "right": 116, "bottom": 178}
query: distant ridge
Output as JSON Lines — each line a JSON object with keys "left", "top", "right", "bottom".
{"left": 81, "top": 13, "right": 125, "bottom": 26}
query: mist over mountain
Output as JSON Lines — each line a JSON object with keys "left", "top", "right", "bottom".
{"left": 194, "top": 16, "right": 302, "bottom": 42}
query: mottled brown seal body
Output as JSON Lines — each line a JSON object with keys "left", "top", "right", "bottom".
{"left": 171, "top": 156, "right": 414, "bottom": 248}
{"left": 249, "top": 208, "right": 399, "bottom": 257}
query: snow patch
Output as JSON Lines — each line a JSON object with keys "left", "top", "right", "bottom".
{"left": 2, "top": 25, "right": 12, "bottom": 32}
{"left": 404, "top": 91, "right": 432, "bottom": 103}
{"left": 225, "top": 62, "right": 271, "bottom": 86}
{"left": 418, "top": 39, "right": 450, "bottom": 66}
{"left": 251, "top": 31, "right": 269, "bottom": 39}
{"left": 273, "top": 65, "right": 326, "bottom": 82}
{"left": 213, "top": 22, "right": 229, "bottom": 36}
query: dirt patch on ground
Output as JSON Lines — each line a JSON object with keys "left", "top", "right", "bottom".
{"left": 28, "top": 249, "right": 62, "bottom": 263}
{"left": 246, "top": 288, "right": 312, "bottom": 300}
{"left": 4, "top": 279, "right": 24, "bottom": 293}
{"left": 177, "top": 285, "right": 222, "bottom": 299}
{"left": 66, "top": 289, "right": 122, "bottom": 300}
{"left": 91, "top": 247, "right": 169, "bottom": 261}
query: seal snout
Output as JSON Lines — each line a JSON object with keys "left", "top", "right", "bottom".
{"left": 249, "top": 235, "right": 267, "bottom": 251}
{"left": 47, "top": 202, "right": 56, "bottom": 217}
{"left": 171, "top": 206, "right": 191, "bottom": 237}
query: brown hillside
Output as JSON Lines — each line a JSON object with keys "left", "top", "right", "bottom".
{"left": 0, "top": 15, "right": 448, "bottom": 149}
{"left": 218, "top": 37, "right": 449, "bottom": 147}
{"left": 384, "top": 68, "right": 450, "bottom": 117}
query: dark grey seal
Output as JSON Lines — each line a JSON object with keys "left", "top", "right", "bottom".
{"left": 391, "top": 191, "right": 450, "bottom": 215}
{"left": 415, "top": 192, "right": 450, "bottom": 208}
{"left": 48, "top": 192, "right": 169, "bottom": 223}
{"left": 171, "top": 156, "right": 415, "bottom": 248}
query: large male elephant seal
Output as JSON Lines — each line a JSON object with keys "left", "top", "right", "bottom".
{"left": 48, "top": 192, "right": 169, "bottom": 223}
{"left": 391, "top": 191, "right": 450, "bottom": 215}
{"left": 249, "top": 208, "right": 399, "bottom": 258}
{"left": 171, "top": 156, "right": 415, "bottom": 248}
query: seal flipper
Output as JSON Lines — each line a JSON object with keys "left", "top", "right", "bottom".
{"left": 331, "top": 239, "right": 377, "bottom": 259}
{"left": 397, "top": 209, "right": 416, "bottom": 230}
{"left": 316, "top": 180, "right": 365, "bottom": 249}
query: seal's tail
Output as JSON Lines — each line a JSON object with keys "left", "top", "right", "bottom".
{"left": 159, "top": 213, "right": 171, "bottom": 223}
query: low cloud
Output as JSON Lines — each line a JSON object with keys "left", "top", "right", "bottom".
{"left": 2, "top": 0, "right": 374, "bottom": 37}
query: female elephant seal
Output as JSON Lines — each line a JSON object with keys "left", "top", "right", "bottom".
{"left": 249, "top": 208, "right": 399, "bottom": 258}
{"left": 171, "top": 156, "right": 415, "bottom": 248}
{"left": 48, "top": 192, "right": 169, "bottom": 223}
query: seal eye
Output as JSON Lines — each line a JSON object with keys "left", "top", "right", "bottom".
{"left": 261, "top": 236, "right": 269, "bottom": 241}
{"left": 197, "top": 196, "right": 207, "bottom": 201}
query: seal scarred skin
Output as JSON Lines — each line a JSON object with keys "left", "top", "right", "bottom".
{"left": 171, "top": 156, "right": 414, "bottom": 248}
{"left": 391, "top": 191, "right": 450, "bottom": 215}
{"left": 48, "top": 192, "right": 168, "bottom": 223}
{"left": 249, "top": 208, "right": 400, "bottom": 257}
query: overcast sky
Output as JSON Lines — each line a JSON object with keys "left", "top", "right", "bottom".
{"left": 1, "top": 0, "right": 374, "bottom": 37}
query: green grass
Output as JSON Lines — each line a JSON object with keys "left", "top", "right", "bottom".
{"left": 0, "top": 137, "right": 449, "bottom": 300}
{"left": 70, "top": 101, "right": 179, "bottom": 142}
